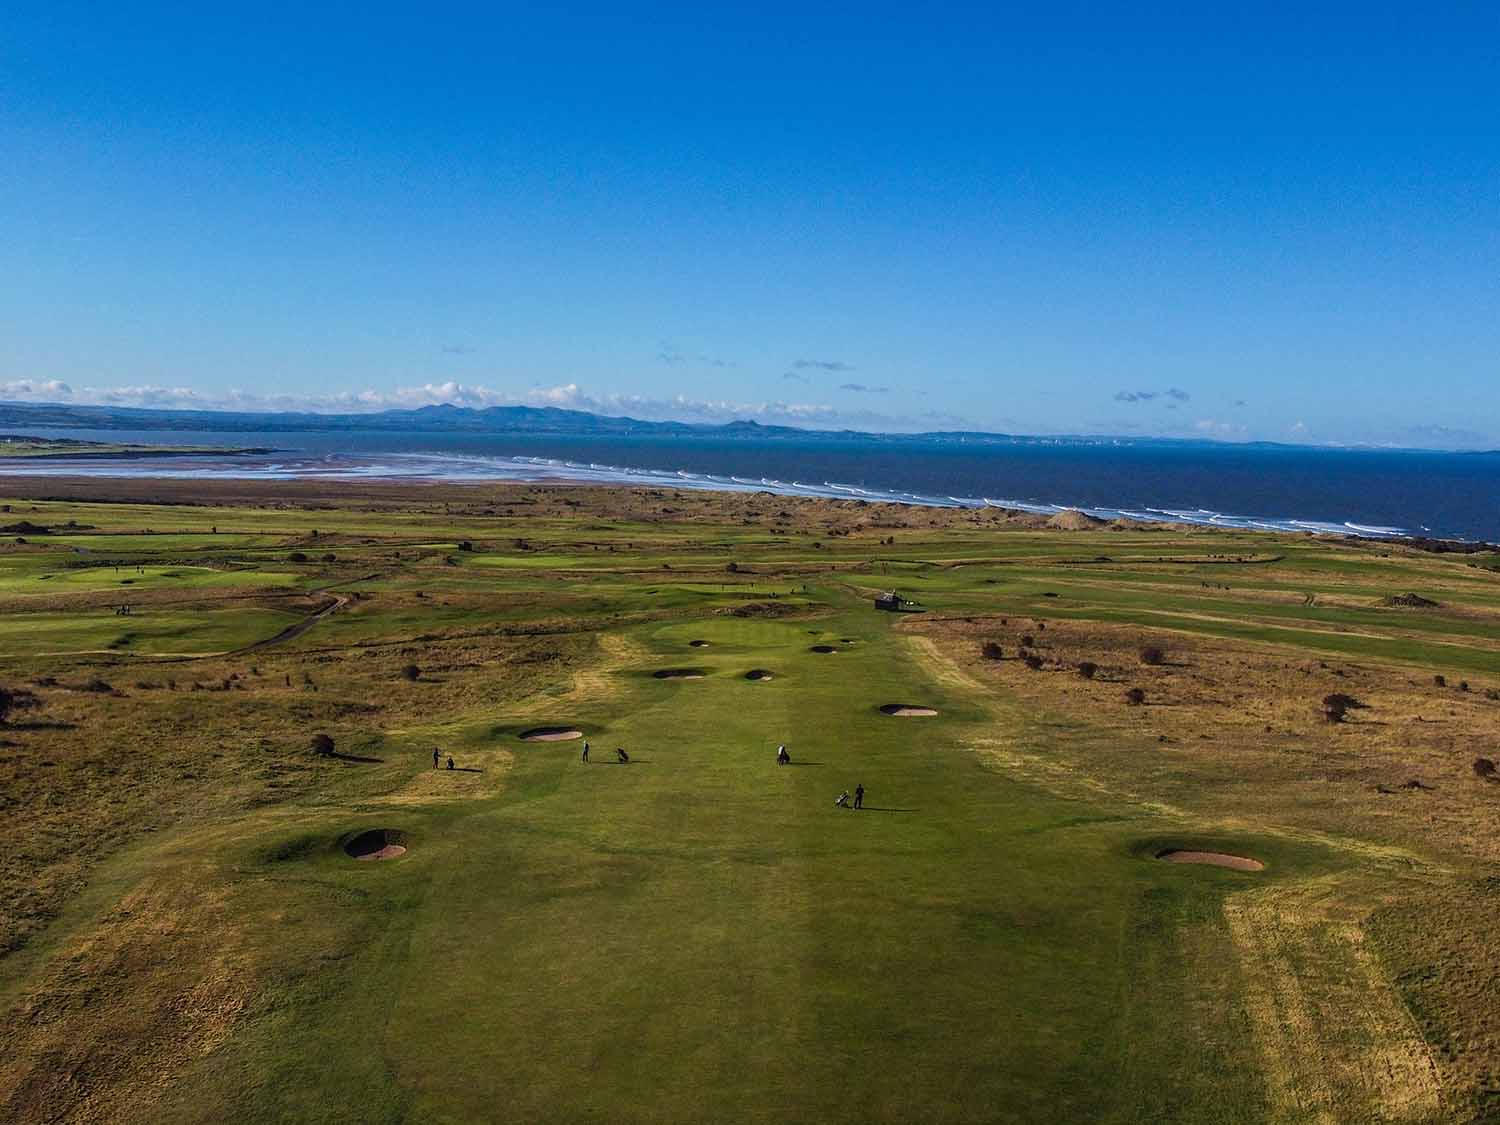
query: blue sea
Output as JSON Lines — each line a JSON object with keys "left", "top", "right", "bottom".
{"left": 2, "top": 427, "right": 1498, "bottom": 543}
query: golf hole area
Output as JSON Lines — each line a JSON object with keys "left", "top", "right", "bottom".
{"left": 520, "top": 726, "right": 584, "bottom": 742}
{"left": 809, "top": 645, "right": 838, "bottom": 654}
{"left": 880, "top": 704, "right": 939, "bottom": 716}
{"left": 654, "top": 668, "right": 706, "bottom": 679}
{"left": 345, "top": 828, "right": 408, "bottom": 861}
{"left": 745, "top": 669, "right": 774, "bottom": 681}
{"left": 1156, "top": 849, "right": 1264, "bottom": 872}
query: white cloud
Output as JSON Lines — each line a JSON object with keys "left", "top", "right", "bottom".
{"left": 1, "top": 378, "right": 74, "bottom": 399}
{"left": 1192, "top": 418, "right": 1248, "bottom": 438}
{"left": 0, "top": 376, "right": 938, "bottom": 432}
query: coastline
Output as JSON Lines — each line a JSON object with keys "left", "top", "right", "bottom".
{"left": 0, "top": 444, "right": 1456, "bottom": 543}
{"left": 2, "top": 471, "right": 1488, "bottom": 555}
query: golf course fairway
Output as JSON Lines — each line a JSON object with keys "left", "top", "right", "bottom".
{"left": 1, "top": 479, "right": 1494, "bottom": 1123}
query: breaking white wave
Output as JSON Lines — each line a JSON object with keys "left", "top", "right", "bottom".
{"left": 0, "top": 446, "right": 1421, "bottom": 540}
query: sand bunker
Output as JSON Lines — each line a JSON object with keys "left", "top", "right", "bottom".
{"left": 345, "top": 828, "right": 407, "bottom": 861}
{"left": 880, "top": 704, "right": 939, "bottom": 717}
{"left": 519, "top": 726, "right": 583, "bottom": 742}
{"left": 1157, "top": 849, "right": 1263, "bottom": 871}
{"left": 809, "top": 645, "right": 838, "bottom": 654}
{"left": 654, "top": 668, "right": 706, "bottom": 679}
{"left": 689, "top": 639, "right": 711, "bottom": 647}
{"left": 745, "top": 669, "right": 774, "bottom": 681}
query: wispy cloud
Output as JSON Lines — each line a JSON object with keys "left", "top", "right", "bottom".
{"left": 1114, "top": 387, "right": 1191, "bottom": 404}
{"left": 839, "top": 383, "right": 890, "bottom": 394}
{"left": 658, "top": 342, "right": 734, "bottom": 368}
{"left": 793, "top": 359, "right": 856, "bottom": 373}
{"left": 441, "top": 344, "right": 476, "bottom": 356}
{"left": 1193, "top": 418, "right": 1248, "bottom": 437}
{"left": 782, "top": 371, "right": 811, "bottom": 384}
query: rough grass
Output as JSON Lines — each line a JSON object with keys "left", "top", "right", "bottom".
{"left": 1, "top": 479, "right": 1496, "bottom": 1122}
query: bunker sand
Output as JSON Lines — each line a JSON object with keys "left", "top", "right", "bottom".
{"left": 1158, "top": 849, "right": 1263, "bottom": 871}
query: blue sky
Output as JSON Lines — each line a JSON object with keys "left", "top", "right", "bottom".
{"left": 2, "top": 3, "right": 1498, "bottom": 446}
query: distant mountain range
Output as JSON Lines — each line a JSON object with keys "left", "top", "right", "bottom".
{"left": 0, "top": 399, "right": 1037, "bottom": 444}
{"left": 0, "top": 398, "right": 1489, "bottom": 454}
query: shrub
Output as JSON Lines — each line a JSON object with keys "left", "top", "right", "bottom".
{"left": 311, "top": 733, "right": 335, "bottom": 757}
{"left": 1021, "top": 634, "right": 1035, "bottom": 647}
{"left": 1322, "top": 698, "right": 1347, "bottom": 723}
{"left": 1139, "top": 645, "right": 1166, "bottom": 666}
{"left": 1077, "top": 661, "right": 1098, "bottom": 680}
{"left": 726, "top": 561, "right": 739, "bottom": 573}
{"left": 1021, "top": 653, "right": 1044, "bottom": 671}
{"left": 1474, "top": 757, "right": 1497, "bottom": 779}
{"left": 981, "top": 642, "right": 1003, "bottom": 661}
{"left": 82, "top": 678, "right": 113, "bottom": 693}
{"left": 402, "top": 664, "right": 421, "bottom": 682}
{"left": 0, "top": 686, "right": 12, "bottom": 725}
{"left": 1124, "top": 687, "right": 1146, "bottom": 706}
{"left": 322, "top": 553, "right": 337, "bottom": 563}
{"left": 289, "top": 551, "right": 308, "bottom": 563}
{"left": 458, "top": 540, "right": 474, "bottom": 552}
{"left": 1459, "top": 681, "right": 1470, "bottom": 692}
{"left": 1434, "top": 674, "right": 1447, "bottom": 687}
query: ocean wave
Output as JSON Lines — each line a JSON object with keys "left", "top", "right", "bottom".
{"left": 0, "top": 445, "right": 1424, "bottom": 541}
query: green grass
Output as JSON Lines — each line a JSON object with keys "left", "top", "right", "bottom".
{"left": 2, "top": 490, "right": 1490, "bottom": 1123}
{"left": 100, "top": 609, "right": 1326, "bottom": 1124}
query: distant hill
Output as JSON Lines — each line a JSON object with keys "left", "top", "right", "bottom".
{"left": 0, "top": 398, "right": 1009, "bottom": 443}
{"left": 1, "top": 398, "right": 1486, "bottom": 455}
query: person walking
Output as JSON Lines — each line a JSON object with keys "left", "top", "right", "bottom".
{"left": 854, "top": 783, "right": 864, "bottom": 810}
{"left": 432, "top": 747, "right": 441, "bottom": 770}
{"left": 776, "top": 744, "right": 789, "bottom": 765}
{"left": 581, "top": 740, "right": 590, "bottom": 763}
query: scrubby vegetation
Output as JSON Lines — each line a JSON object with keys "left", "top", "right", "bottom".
{"left": 2, "top": 477, "right": 1500, "bottom": 1121}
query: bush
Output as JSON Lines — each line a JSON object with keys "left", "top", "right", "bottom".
{"left": 458, "top": 540, "right": 474, "bottom": 552}
{"left": 726, "top": 561, "right": 739, "bottom": 573}
{"left": 0, "top": 686, "right": 12, "bottom": 725}
{"left": 1434, "top": 674, "right": 1447, "bottom": 687}
{"left": 311, "top": 733, "right": 335, "bottom": 757}
{"left": 1459, "top": 681, "right": 1470, "bottom": 692}
{"left": 1021, "top": 634, "right": 1035, "bottom": 647}
{"left": 1077, "top": 661, "right": 1098, "bottom": 680}
{"left": 1021, "top": 653, "right": 1044, "bottom": 671}
{"left": 1139, "top": 645, "right": 1166, "bottom": 666}
{"left": 981, "top": 642, "right": 1003, "bottom": 661}
{"left": 82, "top": 678, "right": 113, "bottom": 693}
{"left": 1124, "top": 687, "right": 1146, "bottom": 706}
{"left": 1322, "top": 699, "right": 1347, "bottom": 723}
{"left": 402, "top": 664, "right": 421, "bottom": 682}
{"left": 289, "top": 551, "right": 309, "bottom": 563}
{"left": 1475, "top": 757, "right": 1497, "bottom": 779}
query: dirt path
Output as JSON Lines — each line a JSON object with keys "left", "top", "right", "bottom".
{"left": 230, "top": 594, "right": 349, "bottom": 655}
